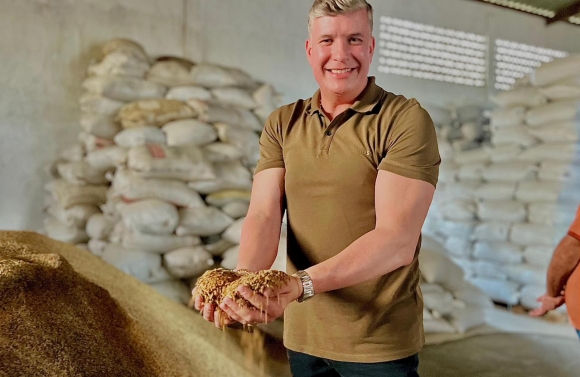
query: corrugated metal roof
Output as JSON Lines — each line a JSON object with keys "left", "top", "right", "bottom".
{"left": 469, "top": 0, "right": 580, "bottom": 26}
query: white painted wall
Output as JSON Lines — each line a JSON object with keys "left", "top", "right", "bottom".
{"left": 1, "top": 0, "right": 580, "bottom": 230}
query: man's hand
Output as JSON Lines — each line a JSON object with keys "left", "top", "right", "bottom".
{"left": 191, "top": 287, "right": 236, "bottom": 329}
{"left": 529, "top": 294, "right": 565, "bottom": 317}
{"left": 219, "top": 274, "right": 303, "bottom": 325}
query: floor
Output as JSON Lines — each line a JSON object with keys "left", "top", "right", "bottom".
{"left": 262, "top": 333, "right": 580, "bottom": 377}
{"left": 419, "top": 333, "right": 580, "bottom": 377}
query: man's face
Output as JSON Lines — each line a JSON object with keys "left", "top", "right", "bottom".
{"left": 306, "top": 9, "right": 375, "bottom": 99}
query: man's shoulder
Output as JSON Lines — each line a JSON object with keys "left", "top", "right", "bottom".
{"left": 268, "top": 97, "right": 312, "bottom": 121}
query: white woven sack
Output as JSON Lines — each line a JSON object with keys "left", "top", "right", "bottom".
{"left": 471, "top": 260, "right": 508, "bottom": 280}
{"left": 215, "top": 123, "right": 260, "bottom": 166}
{"left": 490, "top": 87, "right": 547, "bottom": 108}
{"left": 457, "top": 163, "right": 485, "bottom": 182}
{"left": 530, "top": 54, "right": 580, "bottom": 87}
{"left": 491, "top": 126, "right": 537, "bottom": 147}
{"left": 127, "top": 144, "right": 215, "bottom": 181}
{"left": 117, "top": 99, "right": 196, "bottom": 129}
{"left": 46, "top": 204, "right": 100, "bottom": 228}
{"left": 419, "top": 246, "right": 465, "bottom": 291}
{"left": 101, "top": 244, "right": 172, "bottom": 283}
{"left": 85, "top": 147, "right": 128, "bottom": 171}
{"left": 489, "top": 106, "right": 525, "bottom": 128}
{"left": 515, "top": 181, "right": 562, "bottom": 202}
{"left": 87, "top": 239, "right": 108, "bottom": 258}
{"left": 111, "top": 169, "right": 205, "bottom": 208}
{"left": 176, "top": 206, "right": 234, "bottom": 237}
{"left": 203, "top": 238, "right": 235, "bottom": 257}
{"left": 438, "top": 219, "right": 476, "bottom": 238}
{"left": 438, "top": 160, "right": 457, "bottom": 183}
{"left": 165, "top": 86, "right": 212, "bottom": 101}
{"left": 423, "top": 318, "right": 456, "bottom": 334}
{"left": 525, "top": 100, "right": 580, "bottom": 126}
{"left": 80, "top": 113, "right": 121, "bottom": 139}
{"left": 472, "top": 242, "right": 523, "bottom": 264}
{"left": 149, "top": 280, "right": 191, "bottom": 304}
{"left": 86, "top": 213, "right": 115, "bottom": 240}
{"left": 146, "top": 60, "right": 195, "bottom": 87}
{"left": 44, "top": 217, "right": 89, "bottom": 244}
{"left": 188, "top": 161, "right": 252, "bottom": 194}
{"left": 211, "top": 87, "right": 257, "bottom": 110}
{"left": 539, "top": 83, "right": 580, "bottom": 101}
{"left": 423, "top": 290, "right": 454, "bottom": 316}
{"left": 482, "top": 162, "right": 536, "bottom": 182}
{"left": 477, "top": 200, "right": 526, "bottom": 222}
{"left": 454, "top": 148, "right": 490, "bottom": 165}
{"left": 117, "top": 199, "right": 179, "bottom": 235}
{"left": 527, "top": 121, "right": 579, "bottom": 143}
{"left": 201, "top": 142, "right": 244, "bottom": 163}
{"left": 120, "top": 230, "right": 200, "bottom": 254}
{"left": 189, "top": 63, "right": 254, "bottom": 88}
{"left": 45, "top": 180, "right": 108, "bottom": 208}
{"left": 510, "top": 223, "right": 557, "bottom": 246}
{"left": 82, "top": 76, "right": 166, "bottom": 102}
{"left": 205, "top": 190, "right": 252, "bottom": 207}
{"left": 471, "top": 222, "right": 511, "bottom": 242}
{"left": 473, "top": 183, "right": 516, "bottom": 200}
{"left": 56, "top": 161, "right": 109, "bottom": 185}
{"left": 449, "top": 307, "right": 486, "bottom": 333}
{"left": 162, "top": 119, "right": 217, "bottom": 147}
{"left": 113, "top": 126, "right": 166, "bottom": 148}
{"left": 517, "top": 142, "right": 577, "bottom": 163}
{"left": 186, "top": 99, "right": 262, "bottom": 131}
{"left": 486, "top": 144, "right": 523, "bottom": 163}
{"left": 220, "top": 245, "right": 240, "bottom": 270}
{"left": 504, "top": 264, "right": 546, "bottom": 286}
{"left": 222, "top": 217, "right": 245, "bottom": 244}
{"left": 523, "top": 245, "right": 553, "bottom": 267}
{"left": 79, "top": 93, "right": 124, "bottom": 115}
{"left": 87, "top": 51, "right": 150, "bottom": 78}
{"left": 469, "top": 277, "right": 520, "bottom": 305}
{"left": 440, "top": 200, "right": 476, "bottom": 221}
{"left": 453, "top": 284, "right": 494, "bottom": 308}
{"left": 163, "top": 246, "right": 215, "bottom": 279}
{"left": 444, "top": 237, "right": 473, "bottom": 258}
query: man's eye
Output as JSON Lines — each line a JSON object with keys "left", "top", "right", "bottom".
{"left": 350, "top": 38, "right": 362, "bottom": 43}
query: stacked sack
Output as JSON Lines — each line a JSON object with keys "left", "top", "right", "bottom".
{"left": 44, "top": 39, "right": 283, "bottom": 304}
{"left": 420, "top": 236, "right": 493, "bottom": 335}
{"left": 424, "top": 54, "right": 580, "bottom": 313}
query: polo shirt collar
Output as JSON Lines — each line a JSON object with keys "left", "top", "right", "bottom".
{"left": 307, "top": 76, "right": 382, "bottom": 116}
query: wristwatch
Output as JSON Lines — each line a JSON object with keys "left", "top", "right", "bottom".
{"left": 294, "top": 270, "right": 315, "bottom": 303}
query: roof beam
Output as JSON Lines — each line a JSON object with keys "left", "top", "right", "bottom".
{"left": 547, "top": 1, "right": 580, "bottom": 25}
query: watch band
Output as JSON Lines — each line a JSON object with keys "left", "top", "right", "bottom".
{"left": 295, "top": 270, "right": 315, "bottom": 303}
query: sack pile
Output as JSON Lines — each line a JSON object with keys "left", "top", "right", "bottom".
{"left": 43, "top": 39, "right": 284, "bottom": 304}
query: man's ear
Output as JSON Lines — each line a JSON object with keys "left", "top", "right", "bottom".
{"left": 305, "top": 39, "right": 313, "bottom": 66}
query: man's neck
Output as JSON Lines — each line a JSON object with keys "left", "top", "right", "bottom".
{"left": 319, "top": 80, "right": 368, "bottom": 121}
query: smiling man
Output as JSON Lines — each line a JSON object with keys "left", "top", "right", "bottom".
{"left": 193, "top": 1, "right": 440, "bottom": 376}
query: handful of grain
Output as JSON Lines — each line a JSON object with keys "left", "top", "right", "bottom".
{"left": 192, "top": 268, "right": 291, "bottom": 327}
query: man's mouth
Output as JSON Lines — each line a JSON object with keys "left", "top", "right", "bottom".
{"left": 327, "top": 68, "right": 355, "bottom": 74}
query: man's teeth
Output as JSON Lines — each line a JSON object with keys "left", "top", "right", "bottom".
{"left": 330, "top": 68, "right": 353, "bottom": 74}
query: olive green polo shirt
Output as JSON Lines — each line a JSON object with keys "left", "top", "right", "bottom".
{"left": 254, "top": 77, "right": 440, "bottom": 362}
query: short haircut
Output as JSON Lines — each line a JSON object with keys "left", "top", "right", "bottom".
{"left": 308, "top": 0, "right": 373, "bottom": 34}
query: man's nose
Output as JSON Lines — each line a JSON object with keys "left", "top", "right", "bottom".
{"left": 331, "top": 39, "right": 350, "bottom": 61}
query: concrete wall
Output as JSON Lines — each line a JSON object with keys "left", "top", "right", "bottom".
{"left": 1, "top": 0, "right": 580, "bottom": 230}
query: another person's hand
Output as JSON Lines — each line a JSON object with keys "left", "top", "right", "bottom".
{"left": 191, "top": 287, "right": 236, "bottom": 328}
{"left": 219, "top": 274, "right": 303, "bottom": 326}
{"left": 529, "top": 294, "right": 565, "bottom": 317}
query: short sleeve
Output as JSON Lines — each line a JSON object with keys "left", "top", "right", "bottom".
{"left": 568, "top": 206, "right": 580, "bottom": 241}
{"left": 378, "top": 101, "right": 441, "bottom": 187}
{"left": 254, "top": 111, "right": 285, "bottom": 175}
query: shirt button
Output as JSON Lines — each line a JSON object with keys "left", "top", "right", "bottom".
{"left": 325, "top": 131, "right": 332, "bottom": 136}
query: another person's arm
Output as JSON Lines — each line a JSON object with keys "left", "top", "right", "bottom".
{"left": 530, "top": 233, "right": 580, "bottom": 316}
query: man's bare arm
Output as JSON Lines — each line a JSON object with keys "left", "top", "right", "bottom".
{"left": 306, "top": 170, "right": 435, "bottom": 294}
{"left": 235, "top": 167, "right": 286, "bottom": 271}
{"left": 546, "top": 234, "right": 580, "bottom": 297}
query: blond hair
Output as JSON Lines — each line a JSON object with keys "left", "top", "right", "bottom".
{"left": 308, "top": 0, "right": 373, "bottom": 34}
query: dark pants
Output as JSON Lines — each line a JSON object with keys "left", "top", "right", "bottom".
{"left": 287, "top": 350, "right": 419, "bottom": 377}
{"left": 576, "top": 329, "right": 580, "bottom": 339}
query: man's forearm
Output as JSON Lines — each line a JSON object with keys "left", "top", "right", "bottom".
{"left": 306, "top": 228, "right": 418, "bottom": 294}
{"left": 235, "top": 213, "right": 282, "bottom": 271}
{"left": 547, "top": 234, "right": 580, "bottom": 297}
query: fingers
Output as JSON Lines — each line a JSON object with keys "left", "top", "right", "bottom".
{"left": 220, "top": 297, "right": 255, "bottom": 324}
{"left": 203, "top": 302, "right": 215, "bottom": 321}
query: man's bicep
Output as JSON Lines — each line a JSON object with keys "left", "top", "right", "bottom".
{"left": 247, "top": 168, "right": 285, "bottom": 219}
{"left": 374, "top": 170, "right": 434, "bottom": 236}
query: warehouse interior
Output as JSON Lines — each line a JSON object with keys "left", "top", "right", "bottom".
{"left": 1, "top": 0, "right": 580, "bottom": 376}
